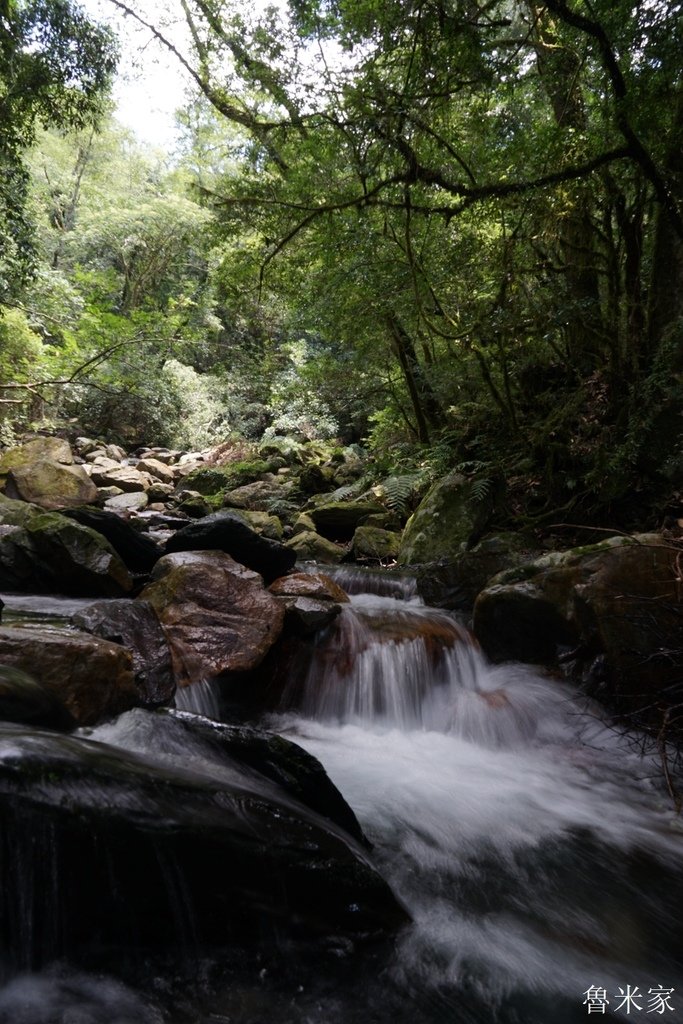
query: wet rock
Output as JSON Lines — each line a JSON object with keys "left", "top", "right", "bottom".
{"left": 165, "top": 510, "right": 296, "bottom": 584}
{"left": 285, "top": 530, "right": 346, "bottom": 564}
{"left": 72, "top": 599, "right": 174, "bottom": 707}
{"left": 414, "top": 533, "right": 537, "bottom": 611}
{"left": 269, "top": 568, "right": 350, "bottom": 634}
{"left": 270, "top": 572, "right": 350, "bottom": 604}
{"left": 473, "top": 534, "right": 683, "bottom": 720}
{"left": 0, "top": 626, "right": 137, "bottom": 725}
{"left": 164, "top": 710, "right": 369, "bottom": 846}
{"left": 0, "top": 717, "right": 408, "bottom": 967}
{"left": 5, "top": 460, "right": 98, "bottom": 510}
{"left": 0, "top": 512, "right": 134, "bottom": 596}
{"left": 62, "top": 507, "right": 162, "bottom": 575}
{"left": 0, "top": 666, "right": 76, "bottom": 731}
{"left": 398, "top": 470, "right": 497, "bottom": 564}
{"left": 140, "top": 550, "right": 285, "bottom": 683}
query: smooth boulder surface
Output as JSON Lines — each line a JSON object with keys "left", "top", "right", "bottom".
{"left": 0, "top": 437, "right": 73, "bottom": 484}
{"left": 140, "top": 550, "right": 285, "bottom": 683}
{"left": 72, "top": 599, "right": 174, "bottom": 707}
{"left": 5, "top": 460, "right": 98, "bottom": 510}
{"left": 0, "top": 512, "right": 134, "bottom": 596}
{"left": 285, "top": 530, "right": 346, "bottom": 564}
{"left": 165, "top": 510, "right": 296, "bottom": 584}
{"left": 309, "top": 501, "right": 384, "bottom": 541}
{"left": 0, "top": 716, "right": 408, "bottom": 967}
{"left": 0, "top": 626, "right": 137, "bottom": 725}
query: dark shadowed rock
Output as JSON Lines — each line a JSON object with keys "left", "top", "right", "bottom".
{"left": 270, "top": 571, "right": 349, "bottom": 635}
{"left": 0, "top": 717, "right": 408, "bottom": 967}
{"left": 140, "top": 550, "right": 285, "bottom": 684}
{"left": 63, "top": 506, "right": 162, "bottom": 574}
{"left": 0, "top": 626, "right": 137, "bottom": 725}
{"left": 0, "top": 512, "right": 134, "bottom": 596}
{"left": 0, "top": 666, "right": 76, "bottom": 731}
{"left": 165, "top": 510, "right": 296, "bottom": 583}
{"left": 72, "top": 599, "right": 174, "bottom": 707}
{"left": 309, "top": 501, "right": 384, "bottom": 541}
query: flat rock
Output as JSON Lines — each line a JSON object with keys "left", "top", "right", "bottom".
{"left": 104, "top": 490, "right": 149, "bottom": 512}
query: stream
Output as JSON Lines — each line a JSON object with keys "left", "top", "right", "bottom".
{"left": 0, "top": 572, "right": 682, "bottom": 1022}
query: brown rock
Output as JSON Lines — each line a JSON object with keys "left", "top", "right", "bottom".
{"left": 89, "top": 466, "right": 152, "bottom": 492}
{"left": 139, "top": 550, "right": 285, "bottom": 684}
{"left": 270, "top": 571, "right": 349, "bottom": 604}
{"left": 0, "top": 625, "right": 137, "bottom": 725}
{"left": 136, "top": 457, "right": 175, "bottom": 484}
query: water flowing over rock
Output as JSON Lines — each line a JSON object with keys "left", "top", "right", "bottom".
{"left": 0, "top": 626, "right": 137, "bottom": 725}
{"left": 0, "top": 715, "right": 408, "bottom": 968}
{"left": 140, "top": 550, "right": 285, "bottom": 684}
{"left": 0, "top": 513, "right": 134, "bottom": 596}
{"left": 165, "top": 510, "right": 296, "bottom": 583}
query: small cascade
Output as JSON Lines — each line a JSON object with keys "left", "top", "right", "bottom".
{"left": 320, "top": 565, "right": 419, "bottom": 601}
{"left": 287, "top": 592, "right": 568, "bottom": 746}
{"left": 173, "top": 678, "right": 221, "bottom": 720}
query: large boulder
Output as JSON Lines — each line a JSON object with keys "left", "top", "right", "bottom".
{"left": 398, "top": 471, "right": 495, "bottom": 564}
{"left": 473, "top": 534, "right": 683, "bottom": 718}
{"left": 222, "top": 477, "right": 294, "bottom": 511}
{"left": 414, "top": 533, "right": 537, "bottom": 610}
{"left": 0, "top": 437, "right": 73, "bottom": 487}
{"left": 0, "top": 512, "right": 134, "bottom": 596}
{"left": 0, "top": 715, "right": 408, "bottom": 968}
{"left": 5, "top": 460, "right": 98, "bottom": 510}
{"left": 63, "top": 507, "right": 162, "bottom": 574}
{"left": 309, "top": 500, "right": 384, "bottom": 541}
{"left": 351, "top": 525, "right": 400, "bottom": 562}
{"left": 0, "top": 625, "right": 137, "bottom": 725}
{"left": 89, "top": 465, "right": 152, "bottom": 492}
{"left": 139, "top": 550, "right": 285, "bottom": 684}
{"left": 72, "top": 599, "right": 174, "bottom": 707}
{"left": 165, "top": 510, "right": 296, "bottom": 584}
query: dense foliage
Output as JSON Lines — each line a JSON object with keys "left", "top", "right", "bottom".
{"left": 1, "top": 0, "right": 682, "bottom": 530}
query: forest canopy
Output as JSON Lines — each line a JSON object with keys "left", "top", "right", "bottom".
{"left": 1, "top": 0, "right": 682, "bottom": 530}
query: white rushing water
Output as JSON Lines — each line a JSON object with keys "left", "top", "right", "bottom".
{"left": 266, "top": 582, "right": 683, "bottom": 1019}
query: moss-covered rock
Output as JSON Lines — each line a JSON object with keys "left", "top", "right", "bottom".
{"left": 351, "top": 526, "right": 400, "bottom": 562}
{"left": 285, "top": 530, "right": 346, "bottom": 564}
{"left": 398, "top": 471, "right": 495, "bottom": 565}
{"left": 414, "top": 533, "right": 538, "bottom": 610}
{"left": 309, "top": 500, "right": 384, "bottom": 541}
{"left": 0, "top": 493, "right": 42, "bottom": 527}
{"left": 5, "top": 459, "right": 98, "bottom": 510}
{"left": 473, "top": 534, "right": 683, "bottom": 725}
{"left": 181, "top": 460, "right": 273, "bottom": 496}
{"left": 0, "top": 512, "right": 134, "bottom": 596}
{"left": 0, "top": 437, "right": 73, "bottom": 488}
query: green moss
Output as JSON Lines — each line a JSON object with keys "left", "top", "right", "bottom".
{"left": 182, "top": 459, "right": 273, "bottom": 496}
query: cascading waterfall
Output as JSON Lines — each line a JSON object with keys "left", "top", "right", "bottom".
{"left": 268, "top": 576, "right": 683, "bottom": 1022}
{"left": 1, "top": 576, "right": 683, "bottom": 1023}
